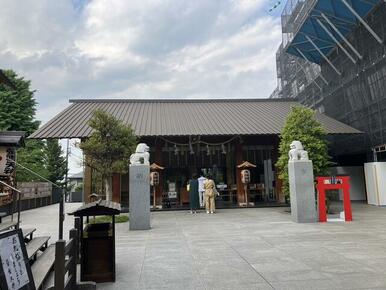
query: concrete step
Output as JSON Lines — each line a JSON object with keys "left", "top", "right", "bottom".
{"left": 21, "top": 227, "right": 36, "bottom": 241}
{"left": 26, "top": 236, "right": 50, "bottom": 261}
{"left": 0, "top": 221, "right": 17, "bottom": 232}
{"left": 31, "top": 244, "right": 55, "bottom": 290}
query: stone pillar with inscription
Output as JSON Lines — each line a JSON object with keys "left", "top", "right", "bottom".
{"left": 288, "top": 141, "right": 317, "bottom": 223}
{"left": 129, "top": 143, "right": 151, "bottom": 230}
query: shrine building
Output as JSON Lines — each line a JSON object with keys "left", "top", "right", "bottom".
{"left": 30, "top": 99, "right": 361, "bottom": 210}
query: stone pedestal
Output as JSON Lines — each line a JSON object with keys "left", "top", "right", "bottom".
{"left": 288, "top": 160, "right": 317, "bottom": 223}
{"left": 129, "top": 165, "right": 150, "bottom": 230}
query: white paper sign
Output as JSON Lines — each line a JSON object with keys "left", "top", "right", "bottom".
{"left": 168, "top": 192, "right": 177, "bottom": 198}
{"left": 168, "top": 182, "right": 176, "bottom": 192}
{"left": 0, "top": 233, "right": 29, "bottom": 290}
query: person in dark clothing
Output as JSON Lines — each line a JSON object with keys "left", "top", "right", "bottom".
{"left": 189, "top": 174, "right": 200, "bottom": 214}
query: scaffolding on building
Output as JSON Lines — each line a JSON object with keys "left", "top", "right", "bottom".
{"left": 272, "top": 0, "right": 386, "bottom": 159}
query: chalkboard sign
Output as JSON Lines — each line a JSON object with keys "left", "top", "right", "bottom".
{"left": 0, "top": 229, "right": 35, "bottom": 290}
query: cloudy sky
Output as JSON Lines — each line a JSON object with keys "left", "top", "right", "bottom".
{"left": 1, "top": 0, "right": 282, "bottom": 122}
{"left": 1, "top": 0, "right": 283, "bottom": 173}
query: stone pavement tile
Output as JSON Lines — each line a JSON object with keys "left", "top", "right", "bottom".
{"left": 251, "top": 256, "right": 311, "bottom": 273}
{"left": 199, "top": 273, "right": 273, "bottom": 290}
{"left": 271, "top": 279, "right": 342, "bottom": 290}
{"left": 205, "top": 282, "right": 274, "bottom": 290}
{"left": 139, "top": 273, "right": 202, "bottom": 290}
{"left": 320, "top": 273, "right": 386, "bottom": 289}
{"left": 197, "top": 263, "right": 267, "bottom": 285}
{"left": 16, "top": 203, "right": 386, "bottom": 290}
{"left": 307, "top": 260, "right": 377, "bottom": 276}
{"left": 346, "top": 257, "right": 386, "bottom": 273}
{"left": 259, "top": 270, "right": 326, "bottom": 282}
{"left": 336, "top": 247, "right": 386, "bottom": 260}
{"left": 98, "top": 281, "right": 140, "bottom": 290}
{"left": 298, "top": 256, "right": 355, "bottom": 270}
{"left": 237, "top": 248, "right": 285, "bottom": 263}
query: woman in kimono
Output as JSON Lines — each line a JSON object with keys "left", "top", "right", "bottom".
{"left": 189, "top": 174, "right": 200, "bottom": 214}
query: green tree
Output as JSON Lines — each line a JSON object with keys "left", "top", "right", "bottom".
{"left": 44, "top": 139, "right": 67, "bottom": 185}
{"left": 0, "top": 69, "right": 47, "bottom": 182}
{"left": 16, "top": 140, "right": 49, "bottom": 182}
{"left": 80, "top": 110, "right": 137, "bottom": 201}
{"left": 0, "top": 70, "right": 39, "bottom": 133}
{"left": 276, "top": 106, "right": 330, "bottom": 199}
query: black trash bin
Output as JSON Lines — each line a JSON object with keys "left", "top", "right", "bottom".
{"left": 82, "top": 222, "right": 114, "bottom": 282}
{"left": 69, "top": 200, "right": 121, "bottom": 283}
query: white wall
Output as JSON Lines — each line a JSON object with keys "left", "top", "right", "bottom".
{"left": 330, "top": 166, "right": 366, "bottom": 201}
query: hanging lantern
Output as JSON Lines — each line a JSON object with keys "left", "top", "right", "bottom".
{"left": 241, "top": 169, "right": 251, "bottom": 184}
{"left": 174, "top": 144, "right": 179, "bottom": 155}
{"left": 221, "top": 143, "right": 226, "bottom": 154}
{"left": 206, "top": 144, "right": 210, "bottom": 156}
{"left": 189, "top": 142, "right": 194, "bottom": 154}
{"left": 150, "top": 172, "right": 159, "bottom": 186}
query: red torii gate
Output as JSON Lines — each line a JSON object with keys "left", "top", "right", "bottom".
{"left": 316, "top": 176, "right": 352, "bottom": 222}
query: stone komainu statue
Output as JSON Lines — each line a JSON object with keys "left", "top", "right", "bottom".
{"left": 130, "top": 143, "right": 150, "bottom": 165}
{"left": 288, "top": 140, "right": 309, "bottom": 161}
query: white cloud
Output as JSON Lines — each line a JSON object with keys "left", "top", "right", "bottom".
{"left": 0, "top": 0, "right": 282, "bottom": 122}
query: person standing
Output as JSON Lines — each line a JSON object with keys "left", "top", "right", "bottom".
{"left": 204, "top": 175, "right": 216, "bottom": 214}
{"left": 189, "top": 174, "right": 200, "bottom": 214}
{"left": 197, "top": 175, "right": 206, "bottom": 207}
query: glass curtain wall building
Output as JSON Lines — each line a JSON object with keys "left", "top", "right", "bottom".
{"left": 271, "top": 0, "right": 386, "bottom": 162}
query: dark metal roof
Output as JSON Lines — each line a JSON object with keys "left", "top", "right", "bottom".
{"left": 68, "top": 199, "right": 121, "bottom": 216}
{"left": 0, "top": 131, "right": 26, "bottom": 147}
{"left": 30, "top": 98, "right": 361, "bottom": 139}
{"left": 69, "top": 172, "right": 83, "bottom": 179}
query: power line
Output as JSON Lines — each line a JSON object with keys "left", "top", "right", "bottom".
{"left": 6, "top": 159, "right": 62, "bottom": 189}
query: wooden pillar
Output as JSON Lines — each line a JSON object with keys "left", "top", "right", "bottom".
{"left": 235, "top": 141, "right": 244, "bottom": 205}
{"left": 112, "top": 174, "right": 121, "bottom": 203}
{"left": 226, "top": 144, "right": 234, "bottom": 186}
{"left": 155, "top": 140, "right": 164, "bottom": 205}
{"left": 272, "top": 136, "right": 284, "bottom": 203}
{"left": 83, "top": 160, "right": 92, "bottom": 203}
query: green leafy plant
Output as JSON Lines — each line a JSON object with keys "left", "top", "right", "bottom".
{"left": 89, "top": 215, "right": 129, "bottom": 224}
{"left": 44, "top": 139, "right": 67, "bottom": 185}
{"left": 276, "top": 106, "right": 331, "bottom": 200}
{"left": 80, "top": 110, "right": 137, "bottom": 201}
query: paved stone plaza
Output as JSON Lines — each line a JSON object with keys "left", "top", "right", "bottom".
{"left": 7, "top": 203, "right": 386, "bottom": 289}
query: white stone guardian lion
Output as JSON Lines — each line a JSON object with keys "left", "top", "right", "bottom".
{"left": 288, "top": 140, "right": 309, "bottom": 161}
{"left": 130, "top": 143, "right": 150, "bottom": 165}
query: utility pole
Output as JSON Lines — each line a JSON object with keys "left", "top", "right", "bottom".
{"left": 59, "top": 139, "right": 70, "bottom": 240}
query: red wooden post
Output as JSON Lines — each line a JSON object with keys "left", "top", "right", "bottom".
{"left": 316, "top": 177, "right": 327, "bottom": 222}
{"left": 342, "top": 176, "right": 352, "bottom": 221}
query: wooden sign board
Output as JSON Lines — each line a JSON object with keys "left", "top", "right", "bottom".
{"left": 0, "top": 147, "right": 16, "bottom": 176}
{"left": 0, "top": 229, "right": 35, "bottom": 290}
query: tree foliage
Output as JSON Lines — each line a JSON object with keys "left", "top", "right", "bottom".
{"left": 16, "top": 139, "right": 67, "bottom": 183}
{"left": 44, "top": 139, "right": 67, "bottom": 185}
{"left": 0, "top": 70, "right": 39, "bottom": 133}
{"left": 80, "top": 110, "right": 137, "bottom": 200}
{"left": 16, "top": 140, "right": 49, "bottom": 182}
{"left": 276, "top": 106, "right": 331, "bottom": 198}
{"left": 0, "top": 70, "right": 66, "bottom": 184}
